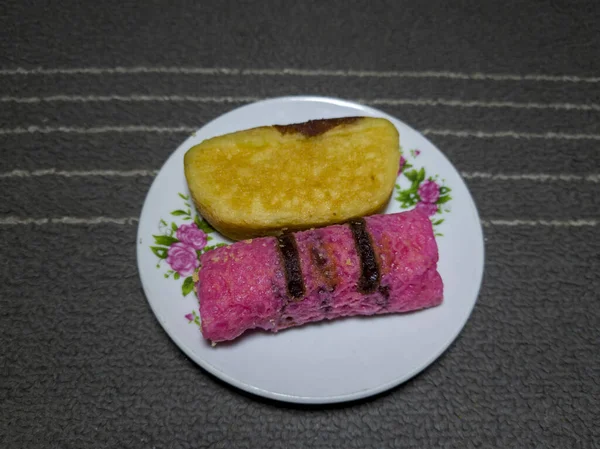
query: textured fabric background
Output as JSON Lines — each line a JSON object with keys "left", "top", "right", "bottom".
{"left": 1, "top": 1, "right": 599, "bottom": 448}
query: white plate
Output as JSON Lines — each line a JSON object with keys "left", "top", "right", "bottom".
{"left": 137, "top": 96, "right": 484, "bottom": 404}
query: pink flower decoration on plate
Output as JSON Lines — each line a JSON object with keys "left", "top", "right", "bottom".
{"left": 415, "top": 202, "right": 438, "bottom": 217}
{"left": 415, "top": 149, "right": 421, "bottom": 156}
{"left": 397, "top": 156, "right": 407, "bottom": 175}
{"left": 166, "top": 242, "right": 200, "bottom": 276}
{"left": 185, "top": 313, "right": 194, "bottom": 322}
{"left": 418, "top": 180, "right": 440, "bottom": 203}
{"left": 176, "top": 223, "right": 208, "bottom": 250}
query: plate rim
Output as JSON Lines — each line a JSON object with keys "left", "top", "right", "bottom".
{"left": 136, "top": 95, "right": 486, "bottom": 404}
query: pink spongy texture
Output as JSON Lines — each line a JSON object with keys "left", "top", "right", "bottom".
{"left": 197, "top": 209, "right": 443, "bottom": 342}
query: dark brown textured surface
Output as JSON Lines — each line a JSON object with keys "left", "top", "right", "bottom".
{"left": 276, "top": 234, "right": 305, "bottom": 300}
{"left": 349, "top": 219, "right": 380, "bottom": 294}
{"left": 1, "top": 0, "right": 599, "bottom": 448}
{"left": 274, "top": 117, "right": 361, "bottom": 137}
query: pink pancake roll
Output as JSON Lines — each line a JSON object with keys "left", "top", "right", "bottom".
{"left": 196, "top": 209, "right": 443, "bottom": 342}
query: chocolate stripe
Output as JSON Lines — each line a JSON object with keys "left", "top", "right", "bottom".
{"left": 274, "top": 117, "right": 361, "bottom": 137}
{"left": 276, "top": 234, "right": 305, "bottom": 300}
{"left": 349, "top": 219, "right": 380, "bottom": 293}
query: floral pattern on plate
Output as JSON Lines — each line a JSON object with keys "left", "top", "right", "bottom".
{"left": 149, "top": 193, "right": 227, "bottom": 297}
{"left": 395, "top": 148, "right": 452, "bottom": 235}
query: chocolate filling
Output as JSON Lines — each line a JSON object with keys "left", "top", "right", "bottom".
{"left": 274, "top": 117, "right": 361, "bottom": 137}
{"left": 349, "top": 219, "right": 380, "bottom": 294}
{"left": 276, "top": 234, "right": 305, "bottom": 300}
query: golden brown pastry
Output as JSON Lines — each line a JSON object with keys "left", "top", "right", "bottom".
{"left": 184, "top": 116, "right": 400, "bottom": 240}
